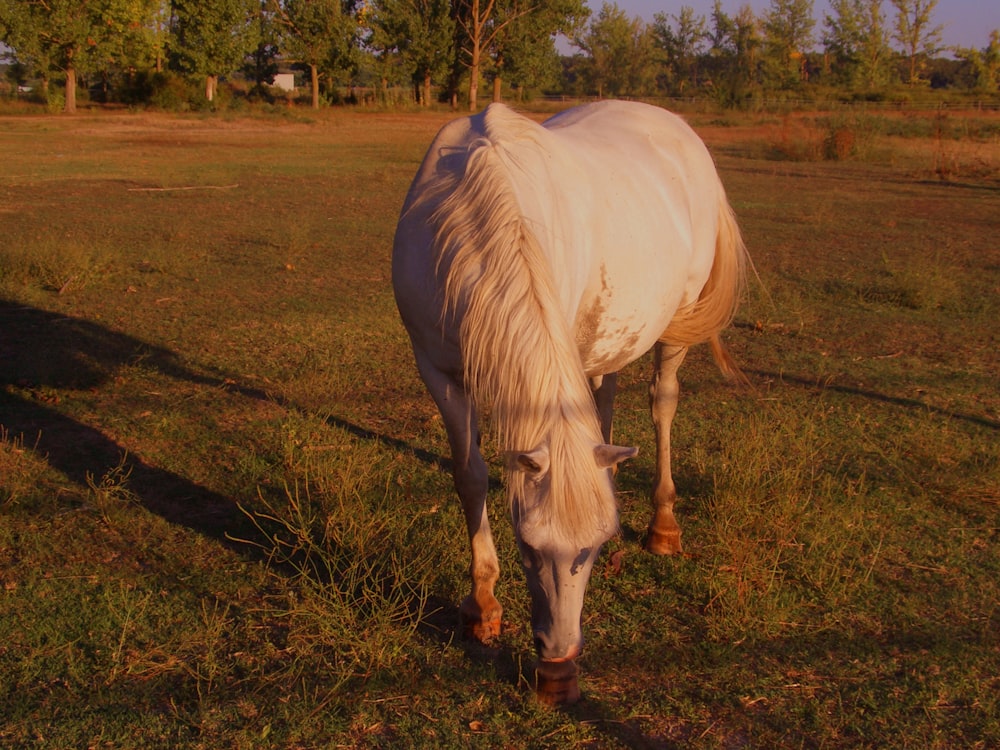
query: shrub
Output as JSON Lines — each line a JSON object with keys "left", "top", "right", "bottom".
{"left": 824, "top": 126, "right": 856, "bottom": 160}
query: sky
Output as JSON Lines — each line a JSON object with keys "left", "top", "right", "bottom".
{"left": 606, "top": 0, "right": 999, "bottom": 51}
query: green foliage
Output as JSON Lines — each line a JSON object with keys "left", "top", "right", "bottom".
{"left": 576, "top": 2, "right": 655, "bottom": 97}
{"left": 489, "top": 0, "right": 588, "bottom": 98}
{"left": 367, "top": 0, "right": 455, "bottom": 101}
{"left": 275, "top": 0, "right": 358, "bottom": 107}
{"left": 652, "top": 6, "right": 709, "bottom": 95}
{"left": 954, "top": 30, "right": 1000, "bottom": 93}
{"left": 891, "top": 0, "right": 945, "bottom": 84}
{"left": 170, "top": 0, "right": 261, "bottom": 98}
{"left": 705, "top": 2, "right": 763, "bottom": 106}
{"left": 1, "top": 0, "right": 997, "bottom": 110}
{"left": 0, "top": 0, "right": 156, "bottom": 110}
{"left": 823, "top": 0, "right": 895, "bottom": 88}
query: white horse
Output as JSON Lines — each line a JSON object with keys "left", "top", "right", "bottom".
{"left": 392, "top": 101, "right": 748, "bottom": 704}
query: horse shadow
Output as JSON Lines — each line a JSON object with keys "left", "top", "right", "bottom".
{"left": 0, "top": 298, "right": 449, "bottom": 541}
{"left": 0, "top": 301, "right": 243, "bottom": 536}
{"left": 0, "top": 299, "right": 496, "bottom": 669}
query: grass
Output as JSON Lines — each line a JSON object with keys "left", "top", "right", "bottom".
{"left": 1, "top": 105, "right": 998, "bottom": 748}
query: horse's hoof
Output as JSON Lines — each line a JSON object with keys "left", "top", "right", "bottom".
{"left": 645, "top": 527, "right": 683, "bottom": 555}
{"left": 535, "top": 659, "right": 580, "bottom": 706}
{"left": 459, "top": 597, "right": 502, "bottom": 642}
{"left": 462, "top": 616, "right": 502, "bottom": 642}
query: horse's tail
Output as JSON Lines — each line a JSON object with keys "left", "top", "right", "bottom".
{"left": 661, "top": 194, "right": 749, "bottom": 382}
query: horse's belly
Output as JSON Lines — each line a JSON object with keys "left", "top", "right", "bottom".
{"left": 574, "top": 284, "right": 680, "bottom": 377}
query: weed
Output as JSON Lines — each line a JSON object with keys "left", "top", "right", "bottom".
{"left": 85, "top": 453, "right": 137, "bottom": 525}
{"left": 0, "top": 428, "right": 37, "bottom": 506}
{"left": 233, "top": 467, "right": 433, "bottom": 693}
{"left": 105, "top": 581, "right": 153, "bottom": 684}
{"left": 0, "top": 235, "right": 114, "bottom": 293}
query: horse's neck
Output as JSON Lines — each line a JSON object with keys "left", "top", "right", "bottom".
{"left": 463, "top": 243, "right": 597, "bottom": 454}
{"left": 431, "top": 118, "right": 614, "bottom": 547}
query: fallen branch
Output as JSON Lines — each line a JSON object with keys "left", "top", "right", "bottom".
{"left": 128, "top": 184, "right": 240, "bottom": 192}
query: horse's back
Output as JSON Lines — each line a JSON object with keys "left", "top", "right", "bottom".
{"left": 531, "top": 102, "right": 729, "bottom": 374}
{"left": 393, "top": 101, "right": 734, "bottom": 377}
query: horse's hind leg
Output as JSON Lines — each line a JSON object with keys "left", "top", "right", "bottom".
{"left": 646, "top": 343, "right": 688, "bottom": 555}
{"left": 415, "top": 354, "right": 502, "bottom": 641}
{"left": 590, "top": 373, "right": 618, "bottom": 444}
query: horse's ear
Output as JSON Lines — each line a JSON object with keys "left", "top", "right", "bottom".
{"left": 509, "top": 446, "right": 550, "bottom": 476}
{"left": 594, "top": 444, "right": 638, "bottom": 469}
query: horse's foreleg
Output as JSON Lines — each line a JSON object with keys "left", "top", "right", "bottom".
{"left": 417, "top": 356, "right": 502, "bottom": 642}
{"left": 646, "top": 343, "right": 688, "bottom": 555}
{"left": 590, "top": 373, "right": 618, "bottom": 445}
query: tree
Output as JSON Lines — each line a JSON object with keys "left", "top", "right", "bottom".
{"left": 452, "top": 0, "right": 495, "bottom": 110}
{"left": 487, "top": 0, "right": 587, "bottom": 102}
{"left": 707, "top": 1, "right": 762, "bottom": 105}
{"left": 452, "top": 0, "right": 584, "bottom": 110}
{"left": 452, "top": 0, "right": 523, "bottom": 110}
{"left": 576, "top": 2, "right": 653, "bottom": 98}
{"left": 170, "top": 0, "right": 260, "bottom": 102}
{"left": 244, "top": 0, "right": 281, "bottom": 94}
{"left": 0, "top": 1, "right": 59, "bottom": 98}
{"left": 149, "top": 0, "right": 169, "bottom": 72}
{"left": 824, "top": 0, "right": 892, "bottom": 88}
{"left": 854, "top": 0, "right": 893, "bottom": 87}
{"left": 890, "top": 0, "right": 942, "bottom": 84}
{"left": 273, "top": 0, "right": 357, "bottom": 108}
{"left": 955, "top": 29, "right": 1000, "bottom": 93}
{"left": 652, "top": 5, "right": 708, "bottom": 94}
{"left": 762, "top": 0, "right": 815, "bottom": 88}
{"left": 0, "top": 0, "right": 155, "bottom": 112}
{"left": 88, "top": 0, "right": 166, "bottom": 96}
{"left": 368, "top": 0, "right": 454, "bottom": 106}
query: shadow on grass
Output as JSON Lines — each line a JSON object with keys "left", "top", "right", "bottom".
{"left": 0, "top": 299, "right": 451, "bottom": 537}
{"left": 0, "top": 301, "right": 245, "bottom": 538}
{"left": 745, "top": 368, "right": 1000, "bottom": 431}
{"left": 577, "top": 608, "right": 999, "bottom": 747}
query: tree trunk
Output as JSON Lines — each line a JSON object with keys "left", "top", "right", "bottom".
{"left": 206, "top": 75, "right": 217, "bottom": 102}
{"left": 423, "top": 71, "right": 432, "bottom": 107}
{"left": 492, "top": 75, "right": 501, "bottom": 102}
{"left": 311, "top": 64, "right": 320, "bottom": 108}
{"left": 469, "top": 42, "right": 480, "bottom": 111}
{"left": 64, "top": 65, "right": 77, "bottom": 114}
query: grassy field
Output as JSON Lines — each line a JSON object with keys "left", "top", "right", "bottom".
{"left": 1, "top": 104, "right": 998, "bottom": 748}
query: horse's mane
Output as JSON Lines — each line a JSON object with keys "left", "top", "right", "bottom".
{"left": 424, "top": 107, "right": 617, "bottom": 547}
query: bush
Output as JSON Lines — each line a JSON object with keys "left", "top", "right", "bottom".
{"left": 45, "top": 88, "right": 65, "bottom": 114}
{"left": 147, "top": 72, "right": 197, "bottom": 111}
{"left": 823, "top": 126, "right": 856, "bottom": 160}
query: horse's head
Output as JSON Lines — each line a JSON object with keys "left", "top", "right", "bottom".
{"left": 508, "top": 442, "right": 636, "bottom": 703}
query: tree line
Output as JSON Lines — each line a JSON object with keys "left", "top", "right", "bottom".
{"left": 1, "top": 0, "right": 998, "bottom": 114}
